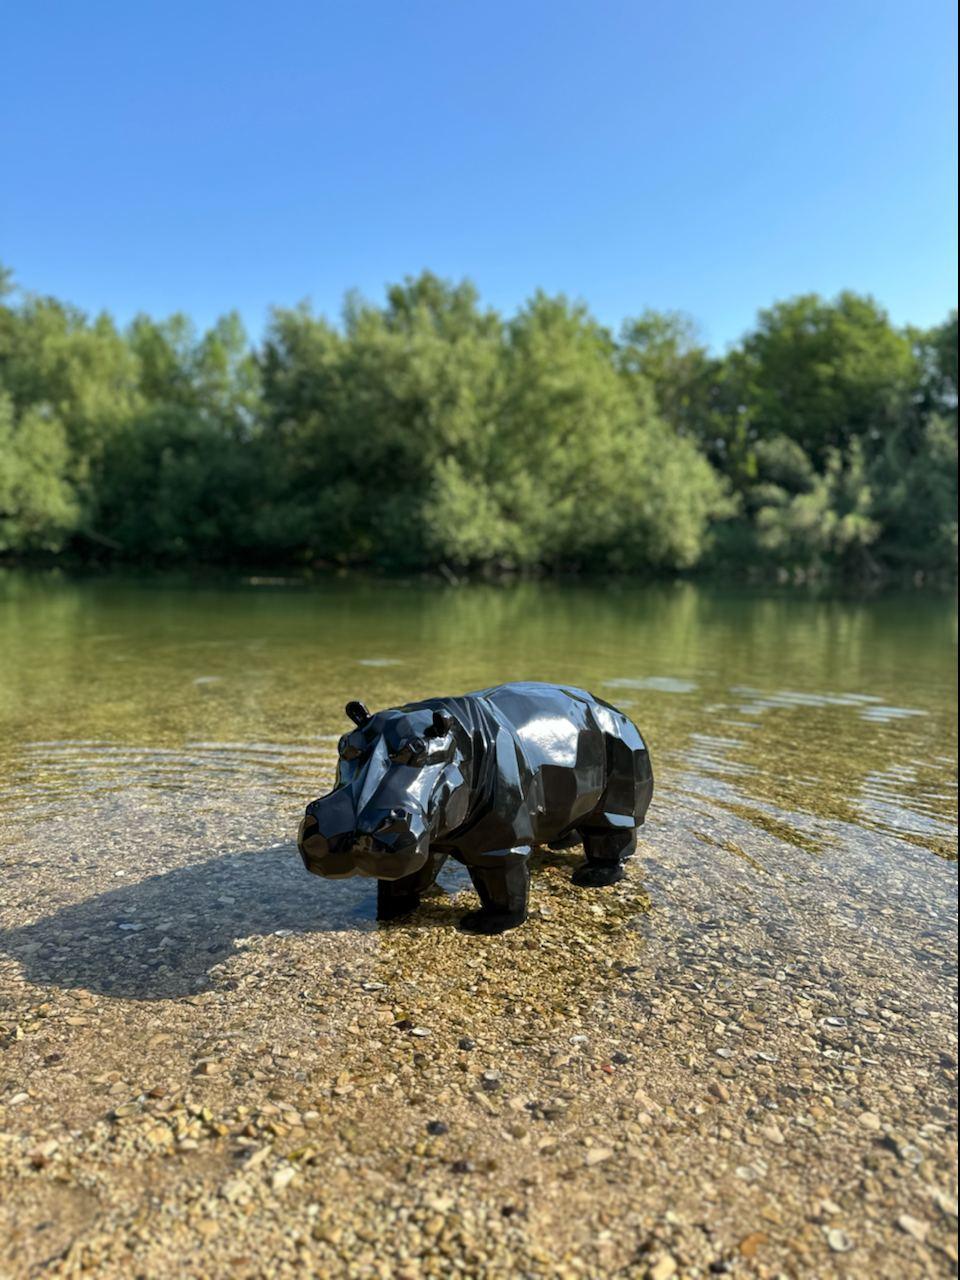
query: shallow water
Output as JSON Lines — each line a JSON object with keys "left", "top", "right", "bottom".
{"left": 0, "top": 572, "right": 955, "bottom": 860}
{"left": 0, "top": 572, "right": 956, "bottom": 1276}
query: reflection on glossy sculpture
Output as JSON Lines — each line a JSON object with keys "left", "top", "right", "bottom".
{"left": 297, "top": 682, "right": 654, "bottom": 933}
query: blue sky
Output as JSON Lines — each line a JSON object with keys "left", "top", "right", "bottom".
{"left": 1, "top": 0, "right": 956, "bottom": 349}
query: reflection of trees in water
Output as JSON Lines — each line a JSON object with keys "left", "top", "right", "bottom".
{"left": 0, "top": 576, "right": 954, "bottom": 859}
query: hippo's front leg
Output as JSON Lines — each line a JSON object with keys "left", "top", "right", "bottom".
{"left": 459, "top": 848, "right": 530, "bottom": 934}
{"left": 377, "top": 849, "right": 448, "bottom": 921}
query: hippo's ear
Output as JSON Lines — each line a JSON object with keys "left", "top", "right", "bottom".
{"left": 426, "top": 709, "right": 452, "bottom": 739}
{"left": 345, "top": 700, "right": 371, "bottom": 727}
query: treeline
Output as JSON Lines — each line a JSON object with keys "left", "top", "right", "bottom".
{"left": 0, "top": 266, "right": 956, "bottom": 578}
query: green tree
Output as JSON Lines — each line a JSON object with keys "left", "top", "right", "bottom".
{"left": 257, "top": 275, "right": 505, "bottom": 567}
{"left": 737, "top": 292, "right": 918, "bottom": 464}
{"left": 0, "top": 293, "right": 140, "bottom": 459}
{"left": 0, "top": 394, "right": 79, "bottom": 552}
{"left": 92, "top": 405, "right": 263, "bottom": 561}
{"left": 910, "top": 311, "right": 958, "bottom": 425}
{"left": 617, "top": 310, "right": 716, "bottom": 437}
{"left": 0, "top": 260, "right": 954, "bottom": 578}
{"left": 92, "top": 313, "right": 263, "bottom": 560}
{"left": 753, "top": 440, "right": 881, "bottom": 573}
{"left": 869, "top": 413, "right": 958, "bottom": 572}
{"left": 491, "top": 293, "right": 730, "bottom": 571}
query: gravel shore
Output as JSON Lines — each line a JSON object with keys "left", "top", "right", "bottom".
{"left": 0, "top": 778, "right": 956, "bottom": 1279}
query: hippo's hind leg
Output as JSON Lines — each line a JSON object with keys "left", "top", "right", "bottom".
{"left": 547, "top": 829, "right": 581, "bottom": 851}
{"left": 377, "top": 849, "right": 448, "bottom": 922}
{"left": 459, "top": 848, "right": 530, "bottom": 935}
{"left": 571, "top": 824, "right": 637, "bottom": 887}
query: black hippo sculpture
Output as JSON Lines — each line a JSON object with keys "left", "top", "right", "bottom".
{"left": 297, "top": 681, "right": 653, "bottom": 933}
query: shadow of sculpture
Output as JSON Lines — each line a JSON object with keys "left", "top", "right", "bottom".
{"left": 0, "top": 844, "right": 591, "bottom": 1001}
{"left": 0, "top": 845, "right": 400, "bottom": 1001}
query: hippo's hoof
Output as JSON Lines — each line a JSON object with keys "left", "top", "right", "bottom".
{"left": 457, "top": 909, "right": 527, "bottom": 935}
{"left": 571, "top": 862, "right": 626, "bottom": 888}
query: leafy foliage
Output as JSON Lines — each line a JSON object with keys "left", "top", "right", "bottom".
{"left": 0, "top": 395, "right": 78, "bottom": 551}
{"left": 0, "top": 266, "right": 955, "bottom": 577}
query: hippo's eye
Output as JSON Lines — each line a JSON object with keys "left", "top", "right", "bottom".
{"left": 338, "top": 735, "right": 360, "bottom": 761}
{"left": 388, "top": 737, "right": 425, "bottom": 765}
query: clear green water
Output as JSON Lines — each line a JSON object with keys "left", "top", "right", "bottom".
{"left": 0, "top": 571, "right": 955, "bottom": 869}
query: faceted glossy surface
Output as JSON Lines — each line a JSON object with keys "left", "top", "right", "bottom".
{"left": 298, "top": 682, "right": 653, "bottom": 931}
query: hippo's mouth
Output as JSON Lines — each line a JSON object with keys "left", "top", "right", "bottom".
{"left": 297, "top": 814, "right": 429, "bottom": 881}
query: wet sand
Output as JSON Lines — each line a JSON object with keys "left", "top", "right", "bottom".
{"left": 0, "top": 780, "right": 956, "bottom": 1279}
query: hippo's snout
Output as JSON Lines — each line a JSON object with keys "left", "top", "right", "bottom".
{"left": 297, "top": 797, "right": 429, "bottom": 882}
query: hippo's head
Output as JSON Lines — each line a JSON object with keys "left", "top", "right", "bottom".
{"left": 297, "top": 700, "right": 470, "bottom": 881}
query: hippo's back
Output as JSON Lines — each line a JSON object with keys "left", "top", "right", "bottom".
{"left": 440, "top": 681, "right": 652, "bottom": 851}
{"left": 478, "top": 681, "right": 643, "bottom": 755}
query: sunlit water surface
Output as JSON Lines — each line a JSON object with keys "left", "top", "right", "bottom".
{"left": 0, "top": 572, "right": 956, "bottom": 949}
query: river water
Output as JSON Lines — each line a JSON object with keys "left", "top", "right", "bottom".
{"left": 0, "top": 572, "right": 956, "bottom": 1276}
{"left": 0, "top": 573, "right": 955, "bottom": 864}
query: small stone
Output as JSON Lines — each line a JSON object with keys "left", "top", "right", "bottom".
{"left": 410, "top": 1027, "right": 431, "bottom": 1038}
{"left": 858, "top": 1111, "right": 881, "bottom": 1130}
{"left": 426, "top": 1120, "right": 449, "bottom": 1136}
{"left": 633, "top": 1089, "right": 660, "bottom": 1113}
{"left": 425, "top": 1193, "right": 454, "bottom": 1213}
{"left": 272, "top": 1165, "right": 296, "bottom": 1192}
{"left": 221, "top": 1178, "right": 248, "bottom": 1203}
{"left": 649, "top": 1254, "right": 678, "bottom": 1280}
{"left": 897, "top": 1214, "right": 928, "bottom": 1242}
{"left": 28, "top": 1139, "right": 59, "bottom": 1169}
{"left": 458, "top": 1037, "right": 476, "bottom": 1051}
{"left": 611, "top": 1051, "right": 630, "bottom": 1065}
{"left": 481, "top": 1071, "right": 501, "bottom": 1092}
{"left": 825, "top": 1228, "right": 853, "bottom": 1252}
{"left": 931, "top": 1189, "right": 958, "bottom": 1219}
{"left": 760, "top": 1123, "right": 785, "bottom": 1145}
{"left": 585, "top": 1146, "right": 614, "bottom": 1166}
{"left": 738, "top": 1232, "right": 768, "bottom": 1259}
